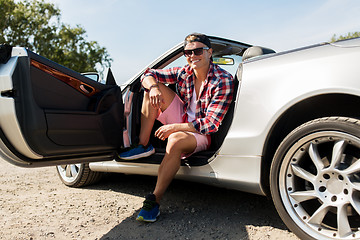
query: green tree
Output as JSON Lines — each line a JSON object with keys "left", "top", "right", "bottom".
{"left": 0, "top": 0, "right": 112, "bottom": 74}
{"left": 331, "top": 31, "right": 360, "bottom": 42}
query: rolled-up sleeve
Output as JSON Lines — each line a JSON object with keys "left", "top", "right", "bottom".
{"left": 141, "top": 67, "right": 182, "bottom": 84}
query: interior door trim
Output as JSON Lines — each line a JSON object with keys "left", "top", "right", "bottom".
{"left": 30, "top": 59, "right": 100, "bottom": 97}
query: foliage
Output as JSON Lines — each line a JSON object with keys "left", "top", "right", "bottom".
{"left": 0, "top": 0, "right": 112, "bottom": 74}
{"left": 330, "top": 32, "right": 360, "bottom": 42}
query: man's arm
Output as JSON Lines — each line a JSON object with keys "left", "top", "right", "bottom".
{"left": 142, "top": 75, "right": 159, "bottom": 91}
{"left": 141, "top": 67, "right": 182, "bottom": 109}
{"left": 154, "top": 123, "right": 197, "bottom": 141}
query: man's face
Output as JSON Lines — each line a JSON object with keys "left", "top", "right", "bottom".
{"left": 184, "top": 41, "right": 212, "bottom": 71}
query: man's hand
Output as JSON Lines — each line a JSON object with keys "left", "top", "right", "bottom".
{"left": 154, "top": 124, "right": 176, "bottom": 141}
{"left": 155, "top": 123, "right": 198, "bottom": 141}
{"left": 149, "top": 87, "right": 164, "bottom": 109}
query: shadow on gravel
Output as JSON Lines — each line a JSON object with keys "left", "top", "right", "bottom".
{"left": 88, "top": 173, "right": 289, "bottom": 240}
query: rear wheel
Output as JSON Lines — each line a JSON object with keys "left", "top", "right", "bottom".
{"left": 56, "top": 163, "right": 103, "bottom": 187}
{"left": 270, "top": 117, "right": 360, "bottom": 239}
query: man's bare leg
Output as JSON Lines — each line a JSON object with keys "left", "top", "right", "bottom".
{"left": 138, "top": 83, "right": 176, "bottom": 146}
{"left": 153, "top": 132, "right": 197, "bottom": 203}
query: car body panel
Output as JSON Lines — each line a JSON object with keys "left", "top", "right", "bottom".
{"left": 221, "top": 40, "right": 360, "bottom": 157}
{"left": 89, "top": 155, "right": 263, "bottom": 195}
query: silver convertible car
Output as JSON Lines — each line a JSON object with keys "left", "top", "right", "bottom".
{"left": 1, "top": 36, "right": 360, "bottom": 240}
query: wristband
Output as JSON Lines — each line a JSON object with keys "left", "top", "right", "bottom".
{"left": 144, "top": 84, "right": 159, "bottom": 92}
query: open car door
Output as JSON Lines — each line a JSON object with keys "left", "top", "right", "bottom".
{"left": 0, "top": 45, "right": 123, "bottom": 167}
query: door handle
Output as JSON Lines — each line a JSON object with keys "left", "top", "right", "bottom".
{"left": 80, "top": 84, "right": 94, "bottom": 94}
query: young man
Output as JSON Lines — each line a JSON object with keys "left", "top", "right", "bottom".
{"left": 119, "top": 33, "right": 234, "bottom": 222}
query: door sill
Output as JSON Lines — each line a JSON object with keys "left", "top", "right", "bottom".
{"left": 115, "top": 148, "right": 216, "bottom": 166}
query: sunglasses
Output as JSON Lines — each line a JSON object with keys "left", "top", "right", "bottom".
{"left": 183, "top": 47, "right": 209, "bottom": 57}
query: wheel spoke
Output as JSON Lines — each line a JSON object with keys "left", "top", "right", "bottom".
{"left": 338, "top": 204, "right": 352, "bottom": 238}
{"left": 352, "top": 182, "right": 360, "bottom": 191}
{"left": 291, "top": 164, "right": 316, "bottom": 183}
{"left": 65, "top": 165, "right": 71, "bottom": 177}
{"left": 290, "top": 190, "right": 317, "bottom": 203}
{"left": 308, "top": 204, "right": 330, "bottom": 225}
{"left": 344, "top": 159, "right": 360, "bottom": 174}
{"left": 350, "top": 196, "right": 360, "bottom": 215}
{"left": 330, "top": 140, "right": 346, "bottom": 170}
{"left": 349, "top": 181, "right": 360, "bottom": 215}
{"left": 70, "top": 165, "right": 78, "bottom": 177}
{"left": 308, "top": 143, "right": 325, "bottom": 172}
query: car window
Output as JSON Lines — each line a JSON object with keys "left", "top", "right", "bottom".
{"left": 218, "top": 55, "right": 242, "bottom": 77}
{"left": 165, "top": 56, "right": 187, "bottom": 69}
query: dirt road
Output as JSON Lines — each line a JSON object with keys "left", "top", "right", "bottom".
{"left": 0, "top": 159, "right": 299, "bottom": 239}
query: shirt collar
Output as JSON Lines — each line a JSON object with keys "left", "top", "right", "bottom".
{"left": 184, "top": 61, "right": 214, "bottom": 78}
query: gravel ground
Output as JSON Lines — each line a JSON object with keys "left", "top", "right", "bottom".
{"left": 0, "top": 159, "right": 299, "bottom": 240}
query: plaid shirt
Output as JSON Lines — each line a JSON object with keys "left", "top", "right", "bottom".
{"left": 141, "top": 62, "right": 234, "bottom": 135}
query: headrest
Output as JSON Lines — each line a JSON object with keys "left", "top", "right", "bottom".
{"left": 242, "top": 46, "right": 275, "bottom": 62}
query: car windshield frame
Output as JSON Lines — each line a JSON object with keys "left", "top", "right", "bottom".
{"left": 121, "top": 36, "right": 252, "bottom": 88}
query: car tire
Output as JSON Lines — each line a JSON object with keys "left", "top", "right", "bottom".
{"left": 56, "top": 163, "right": 103, "bottom": 188}
{"left": 270, "top": 117, "right": 360, "bottom": 240}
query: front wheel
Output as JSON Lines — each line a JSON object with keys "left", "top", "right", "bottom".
{"left": 56, "top": 163, "right": 103, "bottom": 187}
{"left": 270, "top": 117, "right": 360, "bottom": 240}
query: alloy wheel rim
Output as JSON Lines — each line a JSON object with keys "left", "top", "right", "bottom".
{"left": 279, "top": 131, "right": 360, "bottom": 239}
{"left": 57, "top": 164, "right": 82, "bottom": 183}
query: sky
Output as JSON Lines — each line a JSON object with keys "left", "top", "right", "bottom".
{"left": 47, "top": 0, "right": 360, "bottom": 84}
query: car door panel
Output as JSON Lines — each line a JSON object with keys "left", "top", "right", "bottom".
{"left": 3, "top": 48, "right": 123, "bottom": 160}
{"left": 45, "top": 104, "right": 122, "bottom": 147}
{"left": 30, "top": 62, "right": 91, "bottom": 110}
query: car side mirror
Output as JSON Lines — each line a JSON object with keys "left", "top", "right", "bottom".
{"left": 82, "top": 72, "right": 100, "bottom": 82}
